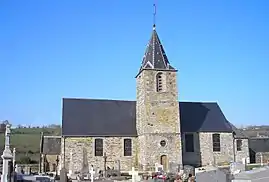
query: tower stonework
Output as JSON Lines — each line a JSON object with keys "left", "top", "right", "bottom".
{"left": 136, "top": 26, "right": 182, "bottom": 171}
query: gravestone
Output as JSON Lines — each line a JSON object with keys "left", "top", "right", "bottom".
{"left": 155, "top": 163, "right": 163, "bottom": 172}
{"left": 89, "top": 167, "right": 95, "bottom": 182}
{"left": 36, "top": 176, "right": 51, "bottom": 182}
{"left": 230, "top": 162, "right": 245, "bottom": 175}
{"left": 168, "top": 162, "right": 179, "bottom": 174}
{"left": 195, "top": 167, "right": 228, "bottom": 182}
{"left": 1, "top": 124, "right": 13, "bottom": 182}
{"left": 128, "top": 167, "right": 139, "bottom": 182}
{"left": 15, "top": 164, "right": 20, "bottom": 174}
{"left": 25, "top": 166, "right": 31, "bottom": 175}
{"left": 232, "top": 166, "right": 269, "bottom": 182}
{"left": 60, "top": 168, "right": 68, "bottom": 182}
{"left": 183, "top": 165, "right": 195, "bottom": 176}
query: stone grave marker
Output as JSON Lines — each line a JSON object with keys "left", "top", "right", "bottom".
{"left": 36, "top": 176, "right": 51, "bottom": 182}
{"left": 154, "top": 163, "right": 163, "bottom": 172}
{"left": 15, "top": 164, "right": 20, "bottom": 173}
{"left": 183, "top": 165, "right": 195, "bottom": 177}
{"left": 128, "top": 167, "right": 139, "bottom": 182}
{"left": 90, "top": 167, "right": 95, "bottom": 182}
{"left": 168, "top": 162, "right": 179, "bottom": 173}
{"left": 1, "top": 124, "right": 13, "bottom": 182}
{"left": 230, "top": 162, "right": 246, "bottom": 175}
{"left": 25, "top": 166, "right": 31, "bottom": 175}
{"left": 195, "top": 166, "right": 228, "bottom": 182}
{"left": 60, "top": 167, "right": 68, "bottom": 182}
{"left": 232, "top": 166, "right": 269, "bottom": 182}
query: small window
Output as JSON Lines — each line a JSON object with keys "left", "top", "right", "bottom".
{"left": 160, "top": 140, "right": 166, "bottom": 147}
{"left": 212, "top": 134, "right": 221, "bottom": 152}
{"left": 124, "top": 139, "right": 132, "bottom": 156}
{"left": 156, "top": 72, "right": 163, "bottom": 92}
{"left": 95, "top": 139, "right": 103, "bottom": 156}
{"left": 185, "top": 134, "right": 194, "bottom": 152}
{"left": 236, "top": 139, "right": 242, "bottom": 151}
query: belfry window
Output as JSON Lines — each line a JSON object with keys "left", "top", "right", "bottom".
{"left": 156, "top": 72, "right": 163, "bottom": 92}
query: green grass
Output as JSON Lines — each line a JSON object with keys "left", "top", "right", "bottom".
{"left": 0, "top": 127, "right": 61, "bottom": 162}
{"left": 246, "top": 164, "right": 262, "bottom": 171}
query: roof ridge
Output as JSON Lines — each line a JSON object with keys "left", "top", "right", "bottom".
{"left": 179, "top": 101, "right": 218, "bottom": 104}
{"left": 63, "top": 98, "right": 135, "bottom": 102}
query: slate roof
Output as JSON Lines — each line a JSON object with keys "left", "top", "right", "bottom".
{"left": 249, "top": 137, "right": 269, "bottom": 153}
{"left": 62, "top": 99, "right": 236, "bottom": 136}
{"left": 229, "top": 122, "right": 249, "bottom": 139}
{"left": 40, "top": 136, "right": 61, "bottom": 155}
{"left": 137, "top": 26, "right": 175, "bottom": 76}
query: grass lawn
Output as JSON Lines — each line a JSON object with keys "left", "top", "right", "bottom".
{"left": 0, "top": 127, "right": 60, "bottom": 162}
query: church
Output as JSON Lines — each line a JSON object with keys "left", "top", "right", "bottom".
{"left": 60, "top": 21, "right": 249, "bottom": 173}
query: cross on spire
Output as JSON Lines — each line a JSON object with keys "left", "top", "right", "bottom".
{"left": 136, "top": 0, "right": 177, "bottom": 77}
{"left": 153, "top": 2, "right": 157, "bottom": 29}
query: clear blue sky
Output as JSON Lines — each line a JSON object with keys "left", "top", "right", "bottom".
{"left": 0, "top": 0, "right": 268, "bottom": 127}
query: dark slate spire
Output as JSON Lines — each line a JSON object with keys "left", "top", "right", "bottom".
{"left": 137, "top": 3, "right": 175, "bottom": 76}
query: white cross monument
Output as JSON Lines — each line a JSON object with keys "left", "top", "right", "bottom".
{"left": 89, "top": 166, "right": 95, "bottom": 182}
{"left": 128, "top": 167, "right": 138, "bottom": 182}
{"left": 1, "top": 124, "right": 13, "bottom": 182}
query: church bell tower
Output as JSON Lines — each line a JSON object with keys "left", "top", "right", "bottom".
{"left": 135, "top": 4, "right": 183, "bottom": 171}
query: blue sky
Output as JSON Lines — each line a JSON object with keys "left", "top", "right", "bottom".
{"left": 0, "top": 0, "right": 268, "bottom": 127}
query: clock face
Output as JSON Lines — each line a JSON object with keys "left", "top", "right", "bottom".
{"left": 160, "top": 140, "right": 166, "bottom": 147}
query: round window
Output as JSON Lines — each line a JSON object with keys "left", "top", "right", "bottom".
{"left": 160, "top": 140, "right": 166, "bottom": 147}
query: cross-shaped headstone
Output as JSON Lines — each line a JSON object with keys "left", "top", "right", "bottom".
{"left": 90, "top": 167, "right": 95, "bottom": 182}
{"left": 128, "top": 167, "right": 138, "bottom": 182}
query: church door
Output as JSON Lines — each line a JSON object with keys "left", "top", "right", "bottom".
{"left": 160, "top": 155, "right": 168, "bottom": 171}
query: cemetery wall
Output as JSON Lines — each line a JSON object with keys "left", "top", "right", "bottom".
{"left": 61, "top": 137, "right": 138, "bottom": 172}
{"left": 234, "top": 138, "right": 249, "bottom": 163}
{"left": 200, "top": 132, "right": 234, "bottom": 166}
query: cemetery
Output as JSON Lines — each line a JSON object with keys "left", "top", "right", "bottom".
{"left": 1, "top": 123, "right": 269, "bottom": 182}
{"left": 1, "top": 2, "right": 268, "bottom": 182}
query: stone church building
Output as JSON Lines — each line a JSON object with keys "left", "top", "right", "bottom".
{"left": 60, "top": 23, "right": 249, "bottom": 173}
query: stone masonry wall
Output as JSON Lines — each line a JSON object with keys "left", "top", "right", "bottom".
{"left": 199, "top": 132, "right": 234, "bottom": 166}
{"left": 136, "top": 70, "right": 182, "bottom": 169}
{"left": 182, "top": 132, "right": 201, "bottom": 167}
{"left": 136, "top": 70, "right": 180, "bottom": 134}
{"left": 234, "top": 139, "right": 249, "bottom": 163}
{"left": 61, "top": 137, "right": 137, "bottom": 173}
{"left": 138, "top": 133, "right": 182, "bottom": 171}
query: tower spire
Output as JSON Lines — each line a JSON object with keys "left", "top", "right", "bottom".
{"left": 153, "top": 1, "right": 156, "bottom": 29}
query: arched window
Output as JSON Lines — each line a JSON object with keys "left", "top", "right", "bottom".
{"left": 156, "top": 72, "right": 163, "bottom": 92}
